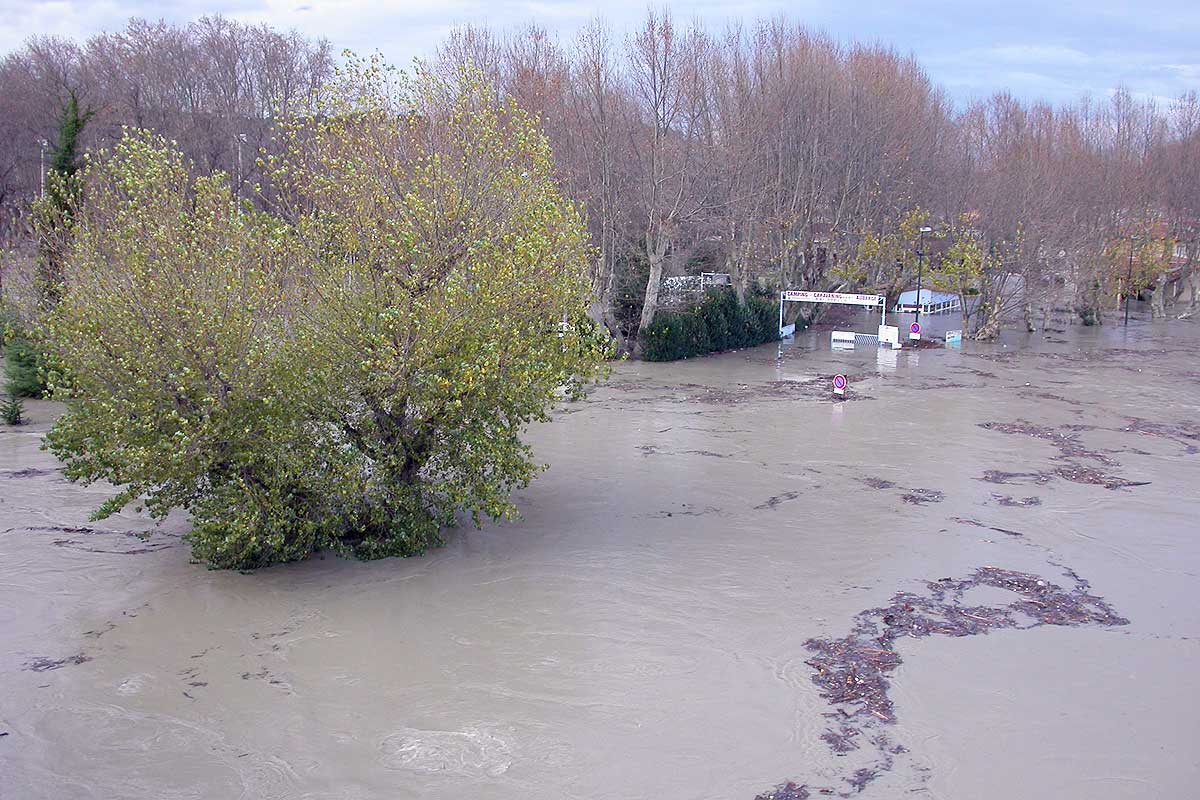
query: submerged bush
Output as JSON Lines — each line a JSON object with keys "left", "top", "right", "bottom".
{"left": 639, "top": 289, "right": 780, "bottom": 361}
{"left": 44, "top": 62, "right": 608, "bottom": 569}
{"left": 4, "top": 335, "right": 46, "bottom": 397}
{"left": 1, "top": 393, "right": 24, "bottom": 425}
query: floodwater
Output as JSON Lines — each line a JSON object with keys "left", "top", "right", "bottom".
{"left": 2, "top": 313, "right": 1199, "bottom": 799}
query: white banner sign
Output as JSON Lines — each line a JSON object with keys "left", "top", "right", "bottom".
{"left": 782, "top": 291, "right": 884, "bottom": 307}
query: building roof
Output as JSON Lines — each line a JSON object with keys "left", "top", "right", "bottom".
{"left": 897, "top": 289, "right": 958, "bottom": 305}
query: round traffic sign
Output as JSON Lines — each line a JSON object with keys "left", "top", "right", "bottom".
{"left": 910, "top": 322, "right": 921, "bottom": 334}
{"left": 833, "top": 374, "right": 847, "bottom": 390}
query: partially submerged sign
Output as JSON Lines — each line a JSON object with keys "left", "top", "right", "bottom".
{"left": 779, "top": 290, "right": 887, "bottom": 338}
{"left": 833, "top": 374, "right": 847, "bottom": 396}
{"left": 909, "top": 321, "right": 922, "bottom": 341}
{"left": 878, "top": 324, "right": 900, "bottom": 349}
{"left": 783, "top": 290, "right": 884, "bottom": 307}
{"left": 946, "top": 329, "right": 963, "bottom": 345}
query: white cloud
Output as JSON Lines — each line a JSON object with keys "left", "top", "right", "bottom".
{"left": 987, "top": 44, "right": 1092, "bottom": 65}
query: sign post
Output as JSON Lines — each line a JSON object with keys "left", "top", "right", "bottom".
{"left": 832, "top": 374, "right": 847, "bottom": 396}
{"left": 909, "top": 321, "right": 921, "bottom": 341}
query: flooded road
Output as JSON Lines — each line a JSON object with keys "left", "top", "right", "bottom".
{"left": 2, "top": 317, "right": 1199, "bottom": 799}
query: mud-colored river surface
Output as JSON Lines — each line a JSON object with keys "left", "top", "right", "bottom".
{"left": 3, "top": 316, "right": 1199, "bottom": 799}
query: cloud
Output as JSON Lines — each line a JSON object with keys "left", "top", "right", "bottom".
{"left": 0, "top": 0, "right": 1196, "bottom": 107}
{"left": 987, "top": 44, "right": 1091, "bottom": 65}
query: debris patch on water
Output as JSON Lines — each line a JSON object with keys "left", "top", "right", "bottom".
{"left": 951, "top": 517, "right": 1025, "bottom": 537}
{"left": 755, "top": 491, "right": 801, "bottom": 510}
{"left": 978, "top": 470, "right": 1053, "bottom": 485}
{"left": 756, "top": 781, "right": 811, "bottom": 800}
{"left": 756, "top": 566, "right": 1127, "bottom": 798}
{"left": 0, "top": 467, "right": 59, "bottom": 478}
{"left": 1119, "top": 417, "right": 1200, "bottom": 454}
{"left": 856, "top": 477, "right": 944, "bottom": 507}
{"left": 978, "top": 420, "right": 1150, "bottom": 490}
{"left": 990, "top": 494, "right": 1041, "bottom": 508}
{"left": 24, "top": 653, "right": 92, "bottom": 672}
{"left": 899, "top": 488, "right": 944, "bottom": 505}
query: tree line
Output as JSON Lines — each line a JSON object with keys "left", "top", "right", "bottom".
{"left": 2, "top": 12, "right": 1198, "bottom": 347}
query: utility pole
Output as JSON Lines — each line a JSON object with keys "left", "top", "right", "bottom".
{"left": 38, "top": 138, "right": 48, "bottom": 199}
{"left": 915, "top": 226, "right": 933, "bottom": 321}
{"left": 1124, "top": 236, "right": 1136, "bottom": 326}
{"left": 236, "top": 132, "right": 248, "bottom": 206}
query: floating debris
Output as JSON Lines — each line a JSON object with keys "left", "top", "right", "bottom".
{"left": 991, "top": 494, "right": 1041, "bottom": 508}
{"left": 978, "top": 420, "right": 1117, "bottom": 464}
{"left": 1052, "top": 465, "right": 1149, "bottom": 490}
{"left": 978, "top": 470, "right": 1052, "bottom": 485}
{"left": 1119, "top": 417, "right": 1200, "bottom": 454}
{"left": 0, "top": 467, "right": 58, "bottom": 478}
{"left": 900, "top": 488, "right": 944, "bottom": 505}
{"left": 755, "top": 491, "right": 801, "bottom": 510}
{"left": 857, "top": 477, "right": 897, "bottom": 490}
{"left": 951, "top": 517, "right": 1024, "bottom": 537}
{"left": 24, "top": 654, "right": 92, "bottom": 672}
{"left": 604, "top": 378, "right": 873, "bottom": 407}
{"left": 756, "top": 782, "right": 811, "bottom": 800}
{"left": 756, "top": 566, "right": 1127, "bottom": 797}
{"left": 1018, "top": 391, "right": 1085, "bottom": 407}
{"left": 978, "top": 421, "right": 1149, "bottom": 490}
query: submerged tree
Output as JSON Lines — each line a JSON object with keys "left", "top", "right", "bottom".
{"left": 272, "top": 57, "right": 610, "bottom": 559}
{"left": 45, "top": 62, "right": 608, "bottom": 569}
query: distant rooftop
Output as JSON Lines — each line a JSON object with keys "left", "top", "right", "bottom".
{"left": 897, "top": 289, "right": 958, "bottom": 305}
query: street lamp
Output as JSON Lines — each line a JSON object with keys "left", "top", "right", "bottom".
{"left": 915, "top": 226, "right": 933, "bottom": 321}
{"left": 235, "top": 132, "right": 248, "bottom": 203}
{"left": 38, "top": 138, "right": 49, "bottom": 199}
{"left": 1124, "top": 235, "right": 1137, "bottom": 326}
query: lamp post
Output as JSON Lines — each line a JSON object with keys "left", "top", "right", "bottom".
{"left": 915, "top": 226, "right": 933, "bottom": 321}
{"left": 235, "top": 132, "right": 248, "bottom": 204}
{"left": 1124, "top": 236, "right": 1136, "bottom": 326}
{"left": 38, "top": 138, "right": 48, "bottom": 199}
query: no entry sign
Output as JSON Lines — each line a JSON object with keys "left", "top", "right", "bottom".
{"left": 833, "top": 374, "right": 847, "bottom": 396}
{"left": 909, "top": 321, "right": 921, "bottom": 341}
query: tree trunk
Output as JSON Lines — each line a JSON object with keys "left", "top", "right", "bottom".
{"left": 1150, "top": 272, "right": 1167, "bottom": 319}
{"left": 1181, "top": 264, "right": 1199, "bottom": 318}
{"left": 728, "top": 221, "right": 746, "bottom": 304}
{"left": 636, "top": 230, "right": 669, "bottom": 343}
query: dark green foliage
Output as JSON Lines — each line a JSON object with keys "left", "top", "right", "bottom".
{"left": 37, "top": 91, "right": 94, "bottom": 306}
{"left": 1, "top": 393, "right": 24, "bottom": 425}
{"left": 4, "top": 336, "right": 47, "bottom": 397}
{"left": 640, "top": 289, "right": 781, "bottom": 361}
{"left": 50, "top": 92, "right": 92, "bottom": 182}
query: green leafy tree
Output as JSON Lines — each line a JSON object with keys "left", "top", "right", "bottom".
{"left": 837, "top": 208, "right": 934, "bottom": 300}
{"left": 930, "top": 215, "right": 988, "bottom": 335}
{"left": 45, "top": 132, "right": 330, "bottom": 568}
{"left": 269, "top": 57, "right": 609, "bottom": 558}
{"left": 45, "top": 61, "right": 608, "bottom": 569}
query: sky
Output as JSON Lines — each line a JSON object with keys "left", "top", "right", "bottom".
{"left": 1, "top": 0, "right": 1197, "bottom": 108}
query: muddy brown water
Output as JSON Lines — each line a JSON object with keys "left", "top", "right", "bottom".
{"left": 2, "top": 316, "right": 1199, "bottom": 799}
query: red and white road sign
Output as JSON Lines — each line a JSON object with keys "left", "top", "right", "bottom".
{"left": 833, "top": 374, "right": 847, "bottom": 395}
{"left": 909, "top": 321, "right": 921, "bottom": 341}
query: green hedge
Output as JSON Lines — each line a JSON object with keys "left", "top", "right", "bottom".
{"left": 640, "top": 289, "right": 781, "bottom": 361}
